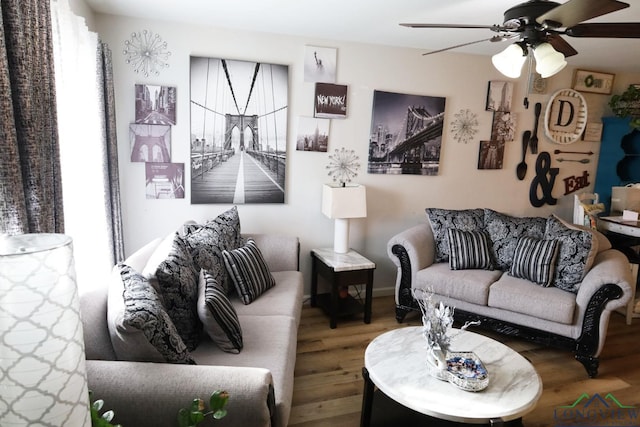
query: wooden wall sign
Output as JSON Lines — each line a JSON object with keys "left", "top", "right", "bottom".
{"left": 544, "top": 89, "right": 587, "bottom": 145}
{"left": 563, "top": 171, "right": 590, "bottom": 195}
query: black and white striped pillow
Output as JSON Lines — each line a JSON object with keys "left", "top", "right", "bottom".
{"left": 222, "top": 239, "right": 275, "bottom": 305}
{"left": 197, "top": 269, "right": 243, "bottom": 353}
{"left": 447, "top": 228, "right": 494, "bottom": 270}
{"left": 509, "top": 236, "right": 559, "bottom": 287}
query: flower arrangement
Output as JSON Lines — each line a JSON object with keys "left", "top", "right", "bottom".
{"left": 414, "top": 289, "right": 454, "bottom": 373}
{"left": 414, "top": 289, "right": 480, "bottom": 376}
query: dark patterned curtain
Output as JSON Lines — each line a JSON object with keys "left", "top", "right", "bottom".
{"left": 97, "top": 42, "right": 125, "bottom": 263}
{"left": 0, "top": 0, "right": 64, "bottom": 234}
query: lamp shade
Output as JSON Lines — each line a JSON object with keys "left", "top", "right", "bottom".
{"left": 322, "top": 184, "right": 367, "bottom": 219}
{"left": 0, "top": 234, "right": 90, "bottom": 426}
{"left": 491, "top": 43, "right": 527, "bottom": 78}
{"left": 322, "top": 184, "right": 367, "bottom": 253}
{"left": 533, "top": 42, "right": 567, "bottom": 78}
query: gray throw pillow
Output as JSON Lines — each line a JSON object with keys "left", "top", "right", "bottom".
{"left": 183, "top": 206, "right": 242, "bottom": 294}
{"left": 425, "top": 208, "right": 484, "bottom": 262}
{"left": 197, "top": 269, "right": 243, "bottom": 353}
{"left": 117, "top": 264, "right": 195, "bottom": 364}
{"left": 222, "top": 239, "right": 275, "bottom": 305}
{"left": 484, "top": 209, "right": 546, "bottom": 271}
{"left": 544, "top": 215, "right": 598, "bottom": 293}
{"left": 155, "top": 233, "right": 202, "bottom": 351}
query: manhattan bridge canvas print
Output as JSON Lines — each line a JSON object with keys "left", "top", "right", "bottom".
{"left": 190, "top": 56, "right": 288, "bottom": 204}
{"left": 368, "top": 90, "right": 446, "bottom": 175}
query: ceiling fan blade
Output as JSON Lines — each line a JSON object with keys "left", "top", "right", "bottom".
{"left": 566, "top": 22, "right": 640, "bottom": 38}
{"left": 421, "top": 37, "right": 503, "bottom": 56}
{"left": 536, "top": 0, "right": 629, "bottom": 29}
{"left": 546, "top": 34, "right": 578, "bottom": 57}
{"left": 400, "top": 23, "right": 499, "bottom": 30}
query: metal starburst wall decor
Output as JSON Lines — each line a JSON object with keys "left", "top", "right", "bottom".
{"left": 123, "top": 30, "right": 171, "bottom": 77}
{"left": 450, "top": 109, "right": 479, "bottom": 144}
{"left": 326, "top": 147, "right": 361, "bottom": 186}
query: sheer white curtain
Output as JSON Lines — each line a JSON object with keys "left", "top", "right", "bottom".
{"left": 50, "top": 0, "right": 114, "bottom": 292}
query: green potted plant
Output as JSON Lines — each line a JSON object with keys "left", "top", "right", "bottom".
{"left": 89, "top": 390, "right": 229, "bottom": 427}
{"left": 177, "top": 390, "right": 229, "bottom": 427}
{"left": 609, "top": 84, "right": 640, "bottom": 129}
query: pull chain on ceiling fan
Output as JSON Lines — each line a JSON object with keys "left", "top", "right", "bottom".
{"left": 401, "top": 0, "right": 640, "bottom": 78}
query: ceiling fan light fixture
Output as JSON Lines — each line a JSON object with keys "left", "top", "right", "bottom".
{"left": 533, "top": 42, "right": 567, "bottom": 78}
{"left": 491, "top": 43, "right": 527, "bottom": 78}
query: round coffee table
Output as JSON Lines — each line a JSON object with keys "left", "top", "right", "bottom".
{"left": 360, "top": 326, "right": 542, "bottom": 426}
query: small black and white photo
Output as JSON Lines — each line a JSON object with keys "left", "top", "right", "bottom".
{"left": 135, "top": 84, "right": 177, "bottom": 125}
{"left": 486, "top": 81, "right": 513, "bottom": 112}
{"left": 478, "top": 140, "right": 505, "bottom": 170}
{"left": 314, "top": 83, "right": 347, "bottom": 119}
{"left": 296, "top": 116, "right": 329, "bottom": 152}
{"left": 304, "top": 45, "right": 337, "bottom": 83}
{"left": 490, "top": 111, "right": 517, "bottom": 142}
{"left": 145, "top": 162, "right": 184, "bottom": 199}
{"left": 129, "top": 123, "right": 171, "bottom": 162}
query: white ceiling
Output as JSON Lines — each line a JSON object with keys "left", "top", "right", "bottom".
{"left": 84, "top": 0, "right": 640, "bottom": 72}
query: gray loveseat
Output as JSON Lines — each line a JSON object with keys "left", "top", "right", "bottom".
{"left": 80, "top": 225, "right": 303, "bottom": 427}
{"left": 388, "top": 208, "right": 633, "bottom": 378}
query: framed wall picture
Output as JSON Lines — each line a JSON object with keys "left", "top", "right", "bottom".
{"left": 135, "top": 84, "right": 176, "bottom": 125}
{"left": 129, "top": 123, "right": 171, "bottom": 162}
{"left": 572, "top": 70, "right": 615, "bottom": 94}
{"left": 296, "top": 116, "right": 329, "bottom": 152}
{"left": 486, "top": 81, "right": 513, "bottom": 112}
{"left": 582, "top": 122, "right": 603, "bottom": 142}
{"left": 314, "top": 83, "right": 347, "bottom": 119}
{"left": 189, "top": 56, "right": 288, "bottom": 204}
{"left": 367, "top": 90, "right": 446, "bottom": 176}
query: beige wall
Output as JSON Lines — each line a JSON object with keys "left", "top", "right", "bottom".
{"left": 89, "top": 12, "right": 640, "bottom": 295}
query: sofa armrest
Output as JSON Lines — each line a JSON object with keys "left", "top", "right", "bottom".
{"left": 86, "top": 360, "right": 275, "bottom": 427}
{"left": 387, "top": 223, "right": 435, "bottom": 288}
{"left": 575, "top": 249, "right": 633, "bottom": 311}
{"left": 244, "top": 234, "right": 299, "bottom": 272}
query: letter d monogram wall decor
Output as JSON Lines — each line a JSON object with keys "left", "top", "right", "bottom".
{"left": 543, "top": 89, "right": 587, "bottom": 145}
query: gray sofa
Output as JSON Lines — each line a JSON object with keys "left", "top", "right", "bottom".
{"left": 387, "top": 208, "right": 633, "bottom": 378}
{"left": 80, "top": 231, "right": 303, "bottom": 427}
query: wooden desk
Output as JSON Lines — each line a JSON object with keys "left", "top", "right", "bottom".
{"left": 597, "top": 216, "right": 640, "bottom": 324}
{"left": 310, "top": 248, "right": 375, "bottom": 329}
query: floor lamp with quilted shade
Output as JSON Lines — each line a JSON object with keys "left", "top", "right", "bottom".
{"left": 0, "top": 234, "right": 90, "bottom": 426}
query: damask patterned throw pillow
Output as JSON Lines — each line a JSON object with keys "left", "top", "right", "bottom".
{"left": 508, "top": 236, "right": 559, "bottom": 287}
{"left": 115, "top": 264, "right": 196, "bottom": 364}
{"left": 425, "top": 208, "right": 485, "bottom": 263}
{"left": 222, "top": 239, "right": 275, "bottom": 305}
{"left": 155, "top": 233, "right": 202, "bottom": 351}
{"left": 544, "top": 215, "right": 598, "bottom": 293}
{"left": 183, "top": 206, "right": 243, "bottom": 295}
{"left": 197, "top": 269, "right": 243, "bottom": 353}
{"left": 484, "top": 209, "right": 547, "bottom": 271}
{"left": 447, "top": 228, "right": 494, "bottom": 270}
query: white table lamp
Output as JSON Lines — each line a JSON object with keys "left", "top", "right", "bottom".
{"left": 0, "top": 234, "right": 90, "bottom": 426}
{"left": 322, "top": 184, "right": 367, "bottom": 253}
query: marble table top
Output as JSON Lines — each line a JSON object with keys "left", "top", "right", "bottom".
{"left": 365, "top": 326, "right": 542, "bottom": 423}
{"left": 311, "top": 248, "right": 375, "bottom": 272}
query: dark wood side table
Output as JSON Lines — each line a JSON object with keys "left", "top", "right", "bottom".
{"left": 310, "top": 248, "right": 375, "bottom": 329}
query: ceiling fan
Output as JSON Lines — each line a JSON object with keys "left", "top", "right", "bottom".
{"left": 401, "top": 0, "right": 640, "bottom": 77}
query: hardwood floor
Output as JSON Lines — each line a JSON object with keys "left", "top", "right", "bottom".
{"left": 290, "top": 295, "right": 640, "bottom": 427}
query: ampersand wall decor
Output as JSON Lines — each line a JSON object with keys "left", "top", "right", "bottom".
{"left": 529, "top": 152, "right": 559, "bottom": 207}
